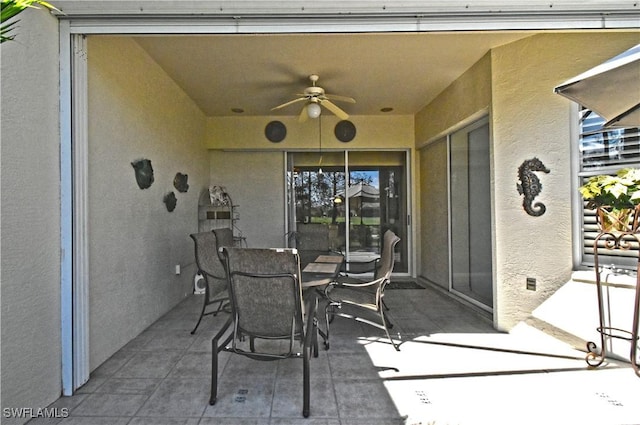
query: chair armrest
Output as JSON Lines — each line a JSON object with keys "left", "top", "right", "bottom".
{"left": 340, "top": 258, "right": 379, "bottom": 274}
{"left": 328, "top": 276, "right": 386, "bottom": 289}
{"left": 200, "top": 269, "right": 227, "bottom": 281}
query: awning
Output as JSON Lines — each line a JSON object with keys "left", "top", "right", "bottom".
{"left": 554, "top": 44, "right": 640, "bottom": 128}
{"left": 345, "top": 182, "right": 379, "bottom": 200}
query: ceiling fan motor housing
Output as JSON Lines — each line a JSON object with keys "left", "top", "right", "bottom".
{"left": 304, "top": 86, "right": 325, "bottom": 98}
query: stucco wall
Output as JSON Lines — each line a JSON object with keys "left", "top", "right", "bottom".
{"left": 415, "top": 32, "right": 639, "bottom": 331}
{"left": 0, "top": 8, "right": 62, "bottom": 423}
{"left": 205, "top": 115, "right": 415, "bottom": 150}
{"left": 415, "top": 51, "right": 492, "bottom": 292}
{"left": 415, "top": 51, "right": 492, "bottom": 144}
{"left": 87, "top": 36, "right": 209, "bottom": 370}
{"left": 419, "top": 138, "right": 449, "bottom": 287}
{"left": 491, "top": 32, "right": 640, "bottom": 330}
{"left": 209, "top": 151, "right": 286, "bottom": 248}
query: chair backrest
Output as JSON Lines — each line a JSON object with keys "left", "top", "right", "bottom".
{"left": 190, "top": 231, "right": 226, "bottom": 279}
{"left": 295, "top": 223, "right": 331, "bottom": 266}
{"left": 212, "top": 227, "right": 234, "bottom": 260}
{"left": 296, "top": 223, "right": 330, "bottom": 251}
{"left": 376, "top": 230, "right": 401, "bottom": 280}
{"left": 221, "top": 247, "right": 304, "bottom": 339}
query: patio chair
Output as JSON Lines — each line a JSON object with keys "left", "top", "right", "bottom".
{"left": 338, "top": 226, "right": 391, "bottom": 278}
{"left": 324, "top": 230, "right": 402, "bottom": 350}
{"left": 189, "top": 228, "right": 233, "bottom": 334}
{"left": 211, "top": 247, "right": 319, "bottom": 418}
{"left": 338, "top": 228, "right": 399, "bottom": 311}
{"left": 212, "top": 228, "right": 235, "bottom": 259}
{"left": 293, "top": 222, "right": 334, "bottom": 266}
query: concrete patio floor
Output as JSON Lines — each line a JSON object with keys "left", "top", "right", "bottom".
{"left": 31, "top": 282, "right": 640, "bottom": 425}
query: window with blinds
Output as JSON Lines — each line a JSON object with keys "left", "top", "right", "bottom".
{"left": 578, "top": 109, "right": 640, "bottom": 268}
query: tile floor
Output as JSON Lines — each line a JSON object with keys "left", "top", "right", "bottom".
{"left": 31, "top": 282, "right": 640, "bottom": 425}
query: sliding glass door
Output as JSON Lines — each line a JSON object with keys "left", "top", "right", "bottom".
{"left": 449, "top": 118, "right": 493, "bottom": 307}
{"left": 287, "top": 150, "right": 408, "bottom": 273}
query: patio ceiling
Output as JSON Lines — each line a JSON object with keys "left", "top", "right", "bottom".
{"left": 133, "top": 31, "right": 532, "bottom": 117}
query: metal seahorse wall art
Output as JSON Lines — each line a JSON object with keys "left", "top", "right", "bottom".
{"left": 516, "top": 157, "right": 550, "bottom": 217}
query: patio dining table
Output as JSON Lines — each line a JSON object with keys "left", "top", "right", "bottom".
{"left": 301, "top": 254, "right": 344, "bottom": 289}
{"left": 301, "top": 253, "right": 343, "bottom": 350}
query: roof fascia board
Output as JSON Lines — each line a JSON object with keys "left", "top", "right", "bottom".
{"left": 53, "top": 1, "right": 640, "bottom": 17}
{"left": 54, "top": 1, "right": 640, "bottom": 33}
{"left": 61, "top": 14, "right": 640, "bottom": 34}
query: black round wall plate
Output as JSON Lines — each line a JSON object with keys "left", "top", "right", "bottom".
{"left": 265, "top": 120, "right": 287, "bottom": 143}
{"left": 335, "top": 120, "right": 356, "bottom": 142}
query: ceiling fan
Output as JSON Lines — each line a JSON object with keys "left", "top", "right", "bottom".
{"left": 271, "top": 74, "right": 356, "bottom": 122}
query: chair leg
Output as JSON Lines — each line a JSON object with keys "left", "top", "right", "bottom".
{"left": 324, "top": 303, "right": 336, "bottom": 350}
{"left": 191, "top": 297, "right": 209, "bottom": 335}
{"left": 312, "top": 318, "right": 319, "bottom": 358}
{"left": 382, "top": 298, "right": 390, "bottom": 311}
{"left": 302, "top": 308, "right": 317, "bottom": 418}
{"left": 379, "top": 310, "right": 400, "bottom": 351}
{"left": 192, "top": 298, "right": 229, "bottom": 335}
{"left": 210, "top": 318, "right": 233, "bottom": 405}
{"left": 211, "top": 299, "right": 225, "bottom": 316}
{"left": 210, "top": 336, "right": 219, "bottom": 405}
{"left": 302, "top": 341, "right": 311, "bottom": 418}
{"left": 313, "top": 291, "right": 330, "bottom": 351}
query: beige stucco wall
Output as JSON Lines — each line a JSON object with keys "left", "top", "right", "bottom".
{"left": 415, "top": 51, "right": 493, "bottom": 292}
{"left": 209, "top": 151, "right": 287, "bottom": 248}
{"left": 205, "top": 115, "right": 415, "bottom": 150}
{"left": 491, "top": 32, "right": 640, "bottom": 330}
{"left": 0, "top": 8, "right": 62, "bottom": 423}
{"left": 419, "top": 138, "right": 449, "bottom": 286}
{"left": 87, "top": 36, "right": 210, "bottom": 370}
{"left": 415, "top": 51, "right": 492, "bottom": 144}
{"left": 416, "top": 32, "right": 640, "bottom": 331}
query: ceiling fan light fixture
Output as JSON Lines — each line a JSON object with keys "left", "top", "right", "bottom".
{"left": 307, "top": 102, "right": 322, "bottom": 119}
{"left": 272, "top": 74, "right": 354, "bottom": 120}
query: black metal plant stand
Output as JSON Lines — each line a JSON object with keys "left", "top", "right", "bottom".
{"left": 586, "top": 206, "right": 640, "bottom": 377}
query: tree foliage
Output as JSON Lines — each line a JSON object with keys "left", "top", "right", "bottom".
{"left": 1, "top": 0, "right": 58, "bottom": 43}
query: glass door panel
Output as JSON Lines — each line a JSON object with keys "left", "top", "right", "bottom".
{"left": 346, "top": 151, "right": 407, "bottom": 273}
{"left": 449, "top": 119, "right": 493, "bottom": 308}
{"left": 288, "top": 152, "right": 346, "bottom": 252}
{"left": 287, "top": 150, "right": 408, "bottom": 273}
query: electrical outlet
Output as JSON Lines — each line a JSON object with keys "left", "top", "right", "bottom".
{"left": 175, "top": 264, "right": 181, "bottom": 275}
{"left": 526, "top": 277, "right": 536, "bottom": 291}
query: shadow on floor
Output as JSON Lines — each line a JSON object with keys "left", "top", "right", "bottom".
{"left": 32, "top": 284, "right": 640, "bottom": 425}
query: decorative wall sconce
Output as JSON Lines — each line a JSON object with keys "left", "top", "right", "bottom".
{"left": 164, "top": 192, "right": 177, "bottom": 212}
{"left": 173, "top": 172, "right": 189, "bottom": 193}
{"left": 131, "top": 159, "right": 154, "bottom": 189}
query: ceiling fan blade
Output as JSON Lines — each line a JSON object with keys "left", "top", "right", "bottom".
{"left": 325, "top": 94, "right": 356, "bottom": 104}
{"left": 321, "top": 99, "right": 349, "bottom": 120}
{"left": 271, "top": 97, "right": 306, "bottom": 111}
{"left": 298, "top": 104, "right": 309, "bottom": 122}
